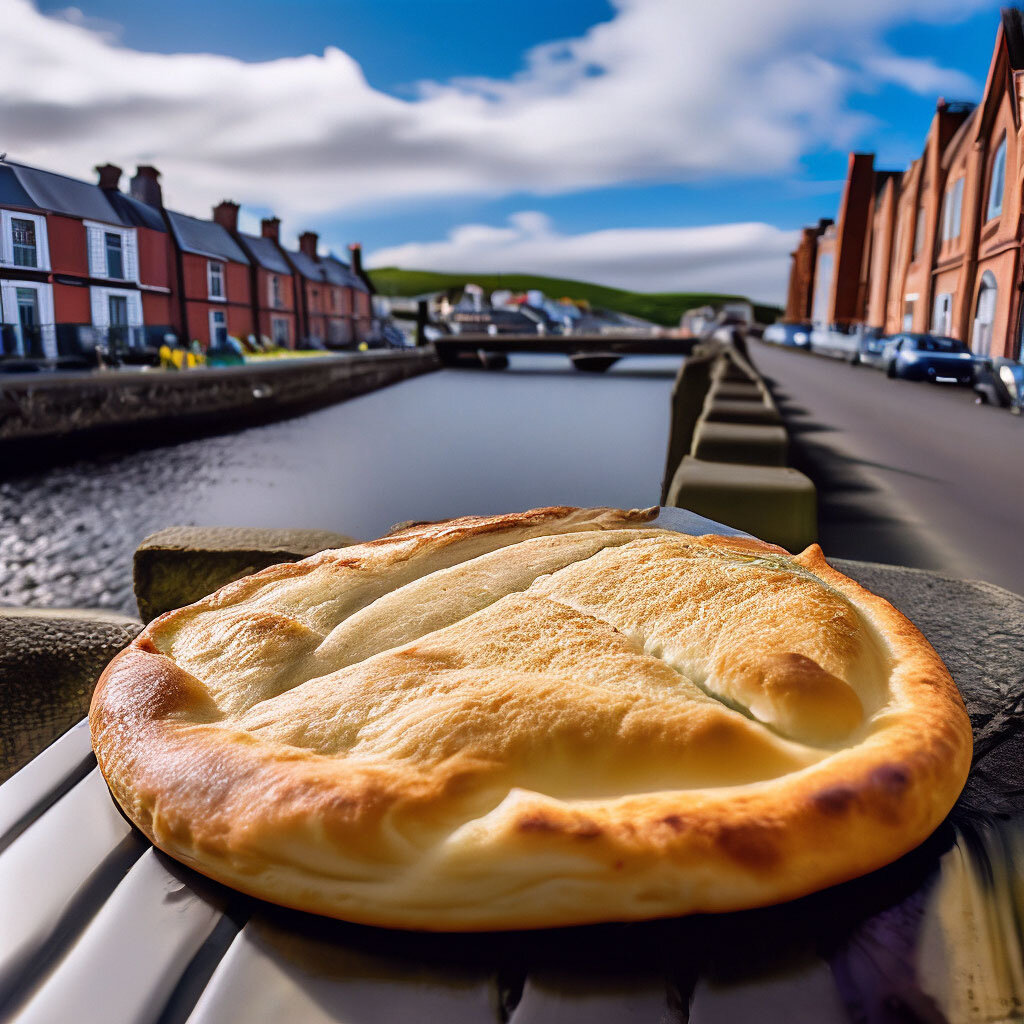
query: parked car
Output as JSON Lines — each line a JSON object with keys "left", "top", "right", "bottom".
{"left": 854, "top": 330, "right": 890, "bottom": 368}
{"left": 973, "top": 357, "right": 1024, "bottom": 413}
{"left": 880, "top": 333, "right": 977, "bottom": 384}
{"left": 762, "top": 322, "right": 811, "bottom": 348}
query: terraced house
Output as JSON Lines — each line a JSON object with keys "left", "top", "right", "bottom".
{"left": 0, "top": 161, "right": 174, "bottom": 361}
{"left": 788, "top": 7, "right": 1024, "bottom": 361}
{"left": 0, "top": 157, "right": 374, "bottom": 362}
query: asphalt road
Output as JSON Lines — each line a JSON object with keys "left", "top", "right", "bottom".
{"left": 750, "top": 338, "right": 1024, "bottom": 597}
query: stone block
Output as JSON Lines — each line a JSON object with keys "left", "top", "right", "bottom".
{"left": 700, "top": 396, "right": 782, "bottom": 425}
{"left": 0, "top": 607, "right": 142, "bottom": 782}
{"left": 707, "top": 380, "right": 767, "bottom": 402}
{"left": 690, "top": 421, "right": 788, "bottom": 465}
{"left": 665, "top": 456, "right": 817, "bottom": 553}
{"left": 133, "top": 526, "right": 355, "bottom": 622}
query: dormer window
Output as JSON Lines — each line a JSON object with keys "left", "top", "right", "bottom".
{"left": 105, "top": 232, "right": 124, "bottom": 279}
{"left": 986, "top": 134, "right": 1006, "bottom": 222}
{"left": 12, "top": 218, "right": 37, "bottom": 267}
{"left": 208, "top": 260, "right": 225, "bottom": 299}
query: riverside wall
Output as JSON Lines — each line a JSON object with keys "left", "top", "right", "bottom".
{"left": 0, "top": 348, "right": 440, "bottom": 466}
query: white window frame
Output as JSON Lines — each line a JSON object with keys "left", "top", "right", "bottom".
{"left": 987, "top": 135, "right": 1007, "bottom": 222}
{"left": 943, "top": 177, "right": 964, "bottom": 240}
{"left": 209, "top": 308, "right": 228, "bottom": 345}
{"left": 932, "top": 292, "right": 953, "bottom": 335}
{"left": 84, "top": 220, "right": 138, "bottom": 282}
{"left": 0, "top": 210, "right": 50, "bottom": 271}
{"left": 89, "top": 285, "right": 144, "bottom": 330}
{"left": 207, "top": 260, "right": 226, "bottom": 301}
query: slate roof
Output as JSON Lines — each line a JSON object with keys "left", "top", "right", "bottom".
{"left": 8, "top": 162, "right": 122, "bottom": 223}
{"left": 167, "top": 211, "right": 249, "bottom": 264}
{"left": 321, "top": 254, "right": 368, "bottom": 292}
{"left": 285, "top": 249, "right": 326, "bottom": 282}
{"left": 0, "top": 164, "right": 37, "bottom": 210}
{"left": 239, "top": 233, "right": 292, "bottom": 274}
{"left": 0, "top": 160, "right": 167, "bottom": 232}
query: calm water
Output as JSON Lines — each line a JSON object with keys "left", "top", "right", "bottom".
{"left": 0, "top": 355, "right": 681, "bottom": 615}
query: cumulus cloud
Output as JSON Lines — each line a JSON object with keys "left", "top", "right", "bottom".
{"left": 0, "top": 0, "right": 989, "bottom": 237}
{"left": 367, "top": 213, "right": 798, "bottom": 303}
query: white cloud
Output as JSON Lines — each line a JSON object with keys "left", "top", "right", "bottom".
{"left": 367, "top": 213, "right": 798, "bottom": 303}
{"left": 0, "top": 0, "right": 992, "bottom": 249}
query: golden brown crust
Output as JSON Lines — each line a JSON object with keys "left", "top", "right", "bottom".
{"left": 90, "top": 507, "right": 972, "bottom": 930}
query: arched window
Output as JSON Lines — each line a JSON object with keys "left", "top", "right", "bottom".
{"left": 972, "top": 270, "right": 998, "bottom": 356}
{"left": 986, "top": 135, "right": 1007, "bottom": 221}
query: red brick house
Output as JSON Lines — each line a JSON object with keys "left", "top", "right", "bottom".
{"left": 164, "top": 206, "right": 254, "bottom": 349}
{"left": 216, "top": 207, "right": 298, "bottom": 349}
{"left": 0, "top": 160, "right": 174, "bottom": 360}
{"left": 284, "top": 232, "right": 371, "bottom": 348}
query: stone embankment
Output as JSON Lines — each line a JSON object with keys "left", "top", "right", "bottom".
{"left": 660, "top": 335, "right": 817, "bottom": 552}
{"left": 0, "top": 348, "right": 439, "bottom": 466}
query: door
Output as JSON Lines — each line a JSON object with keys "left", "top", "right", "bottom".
{"left": 209, "top": 309, "right": 227, "bottom": 347}
{"left": 16, "top": 288, "right": 41, "bottom": 357}
{"left": 108, "top": 295, "right": 129, "bottom": 353}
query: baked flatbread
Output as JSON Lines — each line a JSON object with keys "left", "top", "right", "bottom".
{"left": 90, "top": 506, "right": 972, "bottom": 930}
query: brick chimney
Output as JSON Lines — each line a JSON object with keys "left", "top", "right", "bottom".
{"left": 213, "top": 200, "right": 239, "bottom": 232}
{"left": 130, "top": 165, "right": 163, "bottom": 208}
{"left": 299, "top": 231, "right": 319, "bottom": 259}
{"left": 95, "top": 163, "right": 122, "bottom": 190}
{"left": 261, "top": 217, "right": 280, "bottom": 243}
{"left": 347, "top": 242, "right": 363, "bottom": 275}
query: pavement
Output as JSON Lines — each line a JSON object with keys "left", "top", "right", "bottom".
{"left": 751, "top": 338, "right": 1024, "bottom": 597}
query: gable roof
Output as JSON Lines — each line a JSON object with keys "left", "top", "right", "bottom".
{"left": 104, "top": 189, "right": 167, "bottom": 232}
{"left": 167, "top": 210, "right": 249, "bottom": 264}
{"left": 238, "top": 233, "right": 292, "bottom": 274}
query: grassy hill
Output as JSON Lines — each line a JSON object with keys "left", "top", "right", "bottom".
{"left": 367, "top": 268, "right": 780, "bottom": 328}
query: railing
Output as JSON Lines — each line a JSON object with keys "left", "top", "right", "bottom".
{"left": 0, "top": 323, "right": 55, "bottom": 360}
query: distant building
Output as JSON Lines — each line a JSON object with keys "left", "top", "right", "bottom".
{"left": 229, "top": 214, "right": 298, "bottom": 349}
{"left": 789, "top": 7, "right": 1024, "bottom": 359}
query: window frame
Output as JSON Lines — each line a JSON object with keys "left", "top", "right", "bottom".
{"left": 0, "top": 210, "right": 50, "bottom": 271}
{"left": 104, "top": 231, "right": 125, "bottom": 280}
{"left": 986, "top": 134, "right": 1007, "bottom": 222}
{"left": 207, "top": 260, "right": 226, "bottom": 301}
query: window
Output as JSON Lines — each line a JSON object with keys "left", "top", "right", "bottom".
{"left": 12, "top": 219, "right": 37, "bottom": 267}
{"left": 270, "top": 275, "right": 282, "bottom": 309}
{"left": 912, "top": 206, "right": 926, "bottom": 259}
{"left": 208, "top": 261, "right": 225, "bottom": 299}
{"left": 209, "top": 309, "right": 227, "bottom": 346}
{"left": 271, "top": 316, "right": 290, "bottom": 345}
{"left": 972, "top": 271, "right": 997, "bottom": 356}
{"left": 1, "top": 280, "right": 55, "bottom": 357}
{"left": 942, "top": 178, "right": 964, "bottom": 241}
{"left": 104, "top": 232, "right": 124, "bottom": 279}
{"left": 987, "top": 135, "right": 1007, "bottom": 221}
{"left": 902, "top": 299, "right": 915, "bottom": 331}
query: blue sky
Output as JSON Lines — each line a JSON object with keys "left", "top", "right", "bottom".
{"left": 9, "top": 0, "right": 1010, "bottom": 299}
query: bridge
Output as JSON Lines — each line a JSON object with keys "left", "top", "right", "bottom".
{"left": 432, "top": 332, "right": 695, "bottom": 370}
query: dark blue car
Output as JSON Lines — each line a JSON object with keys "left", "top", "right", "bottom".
{"left": 880, "top": 333, "right": 977, "bottom": 384}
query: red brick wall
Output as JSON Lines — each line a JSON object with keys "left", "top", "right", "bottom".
{"left": 46, "top": 215, "right": 89, "bottom": 277}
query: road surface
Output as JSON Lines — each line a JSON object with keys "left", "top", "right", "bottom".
{"left": 751, "top": 338, "right": 1024, "bottom": 596}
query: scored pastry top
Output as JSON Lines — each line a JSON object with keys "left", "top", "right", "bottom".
{"left": 90, "top": 506, "right": 972, "bottom": 930}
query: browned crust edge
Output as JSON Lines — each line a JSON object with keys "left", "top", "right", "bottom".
{"left": 89, "top": 513, "right": 973, "bottom": 931}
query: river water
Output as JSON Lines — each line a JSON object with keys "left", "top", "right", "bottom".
{"left": 0, "top": 355, "right": 682, "bottom": 616}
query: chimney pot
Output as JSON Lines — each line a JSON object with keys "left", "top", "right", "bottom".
{"left": 261, "top": 216, "right": 280, "bottom": 243}
{"left": 348, "top": 242, "right": 363, "bottom": 274}
{"left": 95, "top": 163, "right": 123, "bottom": 190}
{"left": 299, "top": 231, "right": 319, "bottom": 259}
{"left": 130, "top": 165, "right": 163, "bottom": 207}
{"left": 213, "top": 200, "right": 240, "bottom": 232}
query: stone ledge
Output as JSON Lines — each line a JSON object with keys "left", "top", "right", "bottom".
{"left": 0, "top": 607, "right": 142, "bottom": 783}
{"left": 134, "top": 526, "right": 356, "bottom": 622}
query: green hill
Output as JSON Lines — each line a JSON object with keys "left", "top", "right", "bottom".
{"left": 367, "top": 268, "right": 780, "bottom": 327}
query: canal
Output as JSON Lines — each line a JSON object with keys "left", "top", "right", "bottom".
{"left": 0, "top": 355, "right": 682, "bottom": 616}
